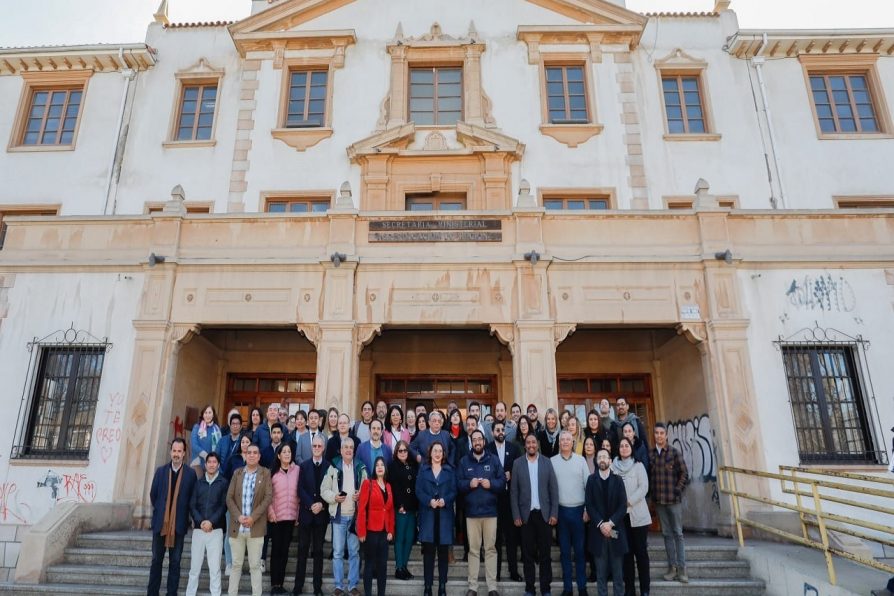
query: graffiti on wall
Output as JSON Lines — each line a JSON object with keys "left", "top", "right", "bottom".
{"left": 95, "top": 392, "right": 124, "bottom": 463}
{"left": 666, "top": 414, "right": 717, "bottom": 483}
{"left": 0, "top": 482, "right": 32, "bottom": 523}
{"left": 37, "top": 470, "right": 96, "bottom": 504}
{"left": 786, "top": 274, "right": 856, "bottom": 312}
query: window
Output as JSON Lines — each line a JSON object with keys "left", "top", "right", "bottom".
{"left": 544, "top": 197, "right": 609, "bottom": 210}
{"left": 665, "top": 197, "right": 738, "bottom": 209}
{"left": 17, "top": 346, "right": 106, "bottom": 459}
{"left": 146, "top": 203, "right": 212, "bottom": 214}
{"left": 661, "top": 75, "right": 706, "bottom": 134}
{"left": 0, "top": 208, "right": 58, "bottom": 250}
{"left": 286, "top": 70, "right": 328, "bottom": 128}
{"left": 406, "top": 192, "right": 466, "bottom": 211}
{"left": 21, "top": 88, "right": 83, "bottom": 146}
{"left": 545, "top": 65, "right": 589, "bottom": 124}
{"left": 809, "top": 73, "right": 879, "bottom": 134}
{"left": 409, "top": 67, "right": 462, "bottom": 126}
{"left": 781, "top": 346, "right": 877, "bottom": 463}
{"left": 834, "top": 196, "right": 894, "bottom": 209}
{"left": 266, "top": 198, "right": 330, "bottom": 213}
{"left": 175, "top": 83, "right": 217, "bottom": 141}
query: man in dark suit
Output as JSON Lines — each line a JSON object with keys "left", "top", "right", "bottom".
{"left": 294, "top": 433, "right": 330, "bottom": 596}
{"left": 486, "top": 419, "right": 523, "bottom": 581}
{"left": 148, "top": 437, "right": 197, "bottom": 596}
{"left": 585, "top": 448, "right": 628, "bottom": 596}
{"left": 511, "top": 433, "right": 559, "bottom": 596}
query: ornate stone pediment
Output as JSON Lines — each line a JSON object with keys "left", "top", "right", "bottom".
{"left": 347, "top": 122, "right": 524, "bottom": 162}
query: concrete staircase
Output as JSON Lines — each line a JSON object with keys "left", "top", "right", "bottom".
{"left": 0, "top": 530, "right": 765, "bottom": 595}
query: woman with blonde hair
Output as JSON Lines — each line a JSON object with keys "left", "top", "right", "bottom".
{"left": 566, "top": 415, "right": 585, "bottom": 455}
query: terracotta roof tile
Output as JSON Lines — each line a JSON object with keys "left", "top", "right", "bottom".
{"left": 165, "top": 21, "right": 237, "bottom": 29}
{"left": 644, "top": 11, "right": 719, "bottom": 18}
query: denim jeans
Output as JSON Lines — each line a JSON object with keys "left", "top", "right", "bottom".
{"left": 656, "top": 502, "right": 686, "bottom": 569}
{"left": 332, "top": 515, "right": 360, "bottom": 591}
{"left": 557, "top": 505, "right": 587, "bottom": 592}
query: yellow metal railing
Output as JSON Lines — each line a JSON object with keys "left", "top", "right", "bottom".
{"left": 718, "top": 465, "right": 894, "bottom": 585}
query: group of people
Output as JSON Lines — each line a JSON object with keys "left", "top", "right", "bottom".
{"left": 148, "top": 398, "right": 690, "bottom": 596}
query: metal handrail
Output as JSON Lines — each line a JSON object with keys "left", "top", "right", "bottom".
{"left": 718, "top": 465, "right": 894, "bottom": 585}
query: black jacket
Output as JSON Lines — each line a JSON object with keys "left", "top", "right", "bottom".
{"left": 388, "top": 458, "right": 419, "bottom": 512}
{"left": 298, "top": 457, "right": 331, "bottom": 526}
{"left": 485, "top": 440, "right": 522, "bottom": 498}
{"left": 189, "top": 471, "right": 228, "bottom": 531}
{"left": 585, "top": 471, "right": 628, "bottom": 556}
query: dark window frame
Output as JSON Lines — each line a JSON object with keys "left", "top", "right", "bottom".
{"left": 175, "top": 82, "right": 218, "bottom": 142}
{"left": 285, "top": 69, "right": 329, "bottom": 128}
{"left": 12, "top": 329, "right": 111, "bottom": 461}
{"left": 779, "top": 342, "right": 881, "bottom": 464}
{"left": 808, "top": 71, "right": 881, "bottom": 135}
{"left": 21, "top": 86, "right": 84, "bottom": 146}
{"left": 265, "top": 198, "right": 331, "bottom": 213}
{"left": 661, "top": 74, "right": 708, "bottom": 134}
{"left": 405, "top": 192, "right": 467, "bottom": 211}
{"left": 545, "top": 64, "right": 590, "bottom": 124}
{"left": 543, "top": 197, "right": 610, "bottom": 210}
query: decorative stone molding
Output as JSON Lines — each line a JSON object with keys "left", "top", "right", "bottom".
{"left": 676, "top": 322, "right": 707, "bottom": 344}
{"left": 554, "top": 323, "right": 577, "bottom": 347}
{"left": 171, "top": 323, "right": 201, "bottom": 345}
{"left": 297, "top": 323, "right": 322, "bottom": 347}
{"left": 270, "top": 127, "right": 333, "bottom": 151}
{"left": 230, "top": 29, "right": 356, "bottom": 58}
{"left": 0, "top": 45, "right": 156, "bottom": 76}
{"left": 356, "top": 324, "right": 382, "bottom": 349}
{"left": 614, "top": 52, "right": 649, "bottom": 208}
{"left": 489, "top": 324, "right": 516, "bottom": 355}
{"left": 538, "top": 124, "right": 604, "bottom": 148}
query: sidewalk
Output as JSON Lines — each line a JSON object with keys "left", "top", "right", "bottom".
{"left": 737, "top": 538, "right": 891, "bottom": 596}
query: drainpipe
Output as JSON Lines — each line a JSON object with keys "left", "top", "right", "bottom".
{"left": 102, "top": 48, "right": 137, "bottom": 215}
{"left": 750, "top": 33, "right": 787, "bottom": 209}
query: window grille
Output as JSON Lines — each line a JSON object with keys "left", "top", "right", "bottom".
{"left": 774, "top": 323, "right": 887, "bottom": 465}
{"left": 11, "top": 325, "right": 112, "bottom": 460}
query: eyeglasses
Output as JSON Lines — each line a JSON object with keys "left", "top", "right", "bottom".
{"left": 396, "top": 449, "right": 408, "bottom": 453}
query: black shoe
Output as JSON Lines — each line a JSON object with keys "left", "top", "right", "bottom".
{"left": 561, "top": 591, "right": 573, "bottom": 596}
{"left": 509, "top": 572, "right": 523, "bottom": 582}
{"left": 394, "top": 568, "right": 404, "bottom": 580}
{"left": 438, "top": 584, "right": 447, "bottom": 596}
{"left": 405, "top": 567, "right": 415, "bottom": 579}
{"left": 424, "top": 587, "right": 433, "bottom": 596}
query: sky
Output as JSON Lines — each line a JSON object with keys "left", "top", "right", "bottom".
{"left": 0, "top": 0, "right": 892, "bottom": 48}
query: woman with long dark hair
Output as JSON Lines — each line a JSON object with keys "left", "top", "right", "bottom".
{"left": 357, "top": 456, "right": 395, "bottom": 596}
{"left": 326, "top": 406, "right": 339, "bottom": 437}
{"left": 584, "top": 409, "right": 601, "bottom": 442}
{"left": 384, "top": 405, "right": 410, "bottom": 453}
{"left": 612, "top": 437, "right": 651, "bottom": 596}
{"left": 514, "top": 415, "right": 532, "bottom": 450}
{"left": 388, "top": 440, "right": 418, "bottom": 580}
{"left": 248, "top": 406, "right": 264, "bottom": 440}
{"left": 267, "top": 442, "right": 299, "bottom": 595}
{"left": 190, "top": 404, "right": 221, "bottom": 471}
{"left": 415, "top": 442, "right": 456, "bottom": 596}
{"left": 622, "top": 421, "right": 650, "bottom": 476}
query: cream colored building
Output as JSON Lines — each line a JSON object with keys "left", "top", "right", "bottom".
{"left": 0, "top": 0, "right": 892, "bottom": 572}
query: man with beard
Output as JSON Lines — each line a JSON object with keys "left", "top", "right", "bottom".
{"left": 585, "top": 449, "right": 628, "bottom": 596}
{"left": 511, "top": 434, "right": 558, "bottom": 596}
{"left": 485, "top": 420, "right": 522, "bottom": 582}
{"left": 458, "top": 429, "right": 505, "bottom": 596}
{"left": 614, "top": 397, "right": 648, "bottom": 449}
{"left": 482, "top": 402, "right": 517, "bottom": 444}
{"left": 148, "top": 438, "right": 197, "bottom": 596}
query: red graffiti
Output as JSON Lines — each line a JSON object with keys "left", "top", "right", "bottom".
{"left": 95, "top": 392, "right": 124, "bottom": 463}
{"left": 0, "top": 482, "right": 31, "bottom": 523}
{"left": 58, "top": 473, "right": 96, "bottom": 504}
{"left": 171, "top": 416, "right": 185, "bottom": 438}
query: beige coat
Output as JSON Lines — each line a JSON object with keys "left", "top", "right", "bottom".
{"left": 226, "top": 466, "right": 273, "bottom": 538}
{"left": 614, "top": 460, "right": 651, "bottom": 528}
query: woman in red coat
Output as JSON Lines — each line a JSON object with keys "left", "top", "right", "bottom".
{"left": 357, "top": 456, "right": 395, "bottom": 596}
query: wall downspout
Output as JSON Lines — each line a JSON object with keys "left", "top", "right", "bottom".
{"left": 751, "top": 33, "right": 787, "bottom": 209}
{"left": 102, "top": 48, "right": 136, "bottom": 215}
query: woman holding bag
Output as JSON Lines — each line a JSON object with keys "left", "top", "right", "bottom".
{"left": 356, "top": 456, "right": 395, "bottom": 596}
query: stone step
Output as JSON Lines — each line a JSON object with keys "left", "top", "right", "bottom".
{"left": 1, "top": 578, "right": 767, "bottom": 596}
{"left": 74, "top": 532, "right": 743, "bottom": 561}
{"left": 56, "top": 554, "right": 753, "bottom": 580}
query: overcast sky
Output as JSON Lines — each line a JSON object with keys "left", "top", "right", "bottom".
{"left": 1, "top": 0, "right": 892, "bottom": 48}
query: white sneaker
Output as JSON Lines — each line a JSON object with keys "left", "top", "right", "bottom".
{"left": 225, "top": 564, "right": 232, "bottom": 577}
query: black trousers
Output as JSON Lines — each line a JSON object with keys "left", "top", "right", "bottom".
{"left": 147, "top": 531, "right": 185, "bottom": 596}
{"left": 295, "top": 518, "right": 327, "bottom": 593}
{"left": 520, "top": 510, "right": 553, "bottom": 594}
{"left": 623, "top": 516, "right": 650, "bottom": 596}
{"left": 496, "top": 495, "right": 520, "bottom": 576}
{"left": 422, "top": 542, "right": 450, "bottom": 589}
{"left": 363, "top": 530, "right": 389, "bottom": 596}
{"left": 269, "top": 520, "right": 295, "bottom": 588}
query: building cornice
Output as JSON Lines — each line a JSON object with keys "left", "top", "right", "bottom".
{"left": 230, "top": 29, "right": 356, "bottom": 58}
{"left": 0, "top": 44, "right": 156, "bottom": 76}
{"left": 726, "top": 29, "right": 894, "bottom": 59}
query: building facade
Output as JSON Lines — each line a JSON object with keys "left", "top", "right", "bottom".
{"left": 0, "top": 0, "right": 892, "bottom": 573}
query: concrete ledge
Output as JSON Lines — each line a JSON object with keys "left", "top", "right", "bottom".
{"left": 14, "top": 502, "right": 133, "bottom": 584}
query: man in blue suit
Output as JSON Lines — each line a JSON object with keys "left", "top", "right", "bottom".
{"left": 294, "top": 433, "right": 331, "bottom": 596}
{"left": 148, "top": 437, "right": 197, "bottom": 596}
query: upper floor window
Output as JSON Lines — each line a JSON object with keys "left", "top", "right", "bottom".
{"left": 175, "top": 83, "right": 217, "bottom": 141}
{"left": 146, "top": 203, "right": 212, "bottom": 214}
{"left": 21, "top": 88, "right": 83, "bottom": 146}
{"left": 809, "top": 73, "right": 879, "bottom": 134}
{"left": 544, "top": 197, "right": 608, "bottom": 210}
{"left": 409, "top": 67, "right": 462, "bottom": 126}
{"left": 406, "top": 192, "right": 466, "bottom": 211}
{"left": 545, "top": 65, "right": 589, "bottom": 124}
{"left": 834, "top": 196, "right": 894, "bottom": 209}
{"left": 661, "top": 75, "right": 706, "bottom": 134}
{"left": 286, "top": 69, "right": 328, "bottom": 128}
{"left": 266, "top": 198, "right": 330, "bottom": 213}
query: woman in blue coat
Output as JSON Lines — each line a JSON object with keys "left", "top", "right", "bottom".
{"left": 415, "top": 441, "right": 456, "bottom": 596}
{"left": 189, "top": 404, "right": 221, "bottom": 471}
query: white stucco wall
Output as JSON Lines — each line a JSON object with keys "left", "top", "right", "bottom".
{"left": 0, "top": 272, "right": 142, "bottom": 524}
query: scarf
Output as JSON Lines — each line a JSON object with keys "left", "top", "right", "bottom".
{"left": 160, "top": 465, "right": 184, "bottom": 548}
{"left": 610, "top": 456, "right": 636, "bottom": 477}
{"left": 545, "top": 426, "right": 559, "bottom": 446}
{"left": 198, "top": 422, "right": 222, "bottom": 452}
